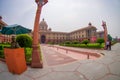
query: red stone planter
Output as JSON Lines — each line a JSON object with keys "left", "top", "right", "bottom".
{"left": 4, "top": 48, "right": 27, "bottom": 74}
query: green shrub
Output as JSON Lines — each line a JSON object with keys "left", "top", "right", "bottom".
{"left": 24, "top": 48, "right": 32, "bottom": 62}
{"left": 82, "top": 39, "right": 89, "bottom": 45}
{"left": 61, "top": 43, "right": 104, "bottom": 49}
{"left": 0, "top": 45, "right": 4, "bottom": 58}
{"left": 72, "top": 41, "right": 79, "bottom": 44}
{"left": 48, "top": 42, "right": 54, "bottom": 45}
{"left": 111, "top": 41, "right": 117, "bottom": 45}
{"left": 38, "top": 45, "right": 43, "bottom": 61}
{"left": 96, "top": 38, "right": 104, "bottom": 45}
{"left": 16, "top": 34, "right": 32, "bottom": 48}
{"left": 0, "top": 44, "right": 11, "bottom": 58}
{"left": 108, "top": 34, "right": 112, "bottom": 41}
{"left": 64, "top": 41, "right": 71, "bottom": 44}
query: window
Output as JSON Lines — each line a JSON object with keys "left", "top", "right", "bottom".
{"left": 82, "top": 35, "right": 84, "bottom": 38}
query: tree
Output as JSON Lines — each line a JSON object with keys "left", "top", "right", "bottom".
{"left": 64, "top": 41, "right": 71, "bottom": 44}
{"left": 16, "top": 34, "right": 32, "bottom": 48}
{"left": 108, "top": 34, "right": 112, "bottom": 41}
{"left": 82, "top": 39, "right": 89, "bottom": 45}
{"left": 72, "top": 40, "right": 79, "bottom": 44}
{"left": 96, "top": 38, "right": 104, "bottom": 45}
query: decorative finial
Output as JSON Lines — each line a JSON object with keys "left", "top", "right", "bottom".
{"left": 88, "top": 22, "right": 92, "bottom": 26}
{"left": 35, "top": 0, "right": 48, "bottom": 5}
{"left": 0, "top": 16, "right": 2, "bottom": 20}
{"left": 102, "top": 21, "right": 106, "bottom": 27}
{"left": 102, "top": 21, "right": 107, "bottom": 30}
{"left": 35, "top": 0, "right": 39, "bottom": 4}
{"left": 42, "top": 18, "right": 44, "bottom": 21}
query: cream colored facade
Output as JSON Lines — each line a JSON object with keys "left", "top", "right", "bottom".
{"left": 0, "top": 16, "right": 7, "bottom": 30}
{"left": 96, "top": 31, "right": 104, "bottom": 38}
{"left": 39, "top": 19, "right": 103, "bottom": 44}
{"left": 0, "top": 16, "right": 10, "bottom": 43}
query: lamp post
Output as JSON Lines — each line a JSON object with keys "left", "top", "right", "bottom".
{"left": 31, "top": 0, "right": 48, "bottom": 68}
{"left": 102, "top": 21, "right": 108, "bottom": 49}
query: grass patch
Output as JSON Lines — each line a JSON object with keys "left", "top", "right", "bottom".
{"left": 0, "top": 44, "right": 11, "bottom": 58}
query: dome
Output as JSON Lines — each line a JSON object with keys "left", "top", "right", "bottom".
{"left": 39, "top": 18, "right": 48, "bottom": 31}
{"left": 40, "top": 19, "right": 48, "bottom": 27}
{"left": 87, "top": 22, "right": 97, "bottom": 30}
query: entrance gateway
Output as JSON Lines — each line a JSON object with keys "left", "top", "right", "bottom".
{"left": 41, "top": 35, "right": 46, "bottom": 43}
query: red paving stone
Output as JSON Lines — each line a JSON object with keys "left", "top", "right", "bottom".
{"left": 50, "top": 47, "right": 98, "bottom": 60}
{"left": 41, "top": 45, "right": 76, "bottom": 66}
{"left": 41, "top": 44, "right": 100, "bottom": 66}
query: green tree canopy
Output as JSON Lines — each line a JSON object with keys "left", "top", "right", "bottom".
{"left": 82, "top": 39, "right": 89, "bottom": 45}
{"left": 108, "top": 34, "right": 112, "bottom": 41}
{"left": 16, "top": 34, "right": 32, "bottom": 48}
{"left": 96, "top": 38, "right": 104, "bottom": 45}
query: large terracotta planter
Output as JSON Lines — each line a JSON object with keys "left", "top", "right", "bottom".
{"left": 4, "top": 48, "right": 27, "bottom": 74}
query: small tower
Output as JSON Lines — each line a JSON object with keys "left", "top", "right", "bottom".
{"left": 0, "top": 16, "right": 2, "bottom": 20}
{"left": 88, "top": 22, "right": 92, "bottom": 26}
{"left": 48, "top": 27, "right": 52, "bottom": 31}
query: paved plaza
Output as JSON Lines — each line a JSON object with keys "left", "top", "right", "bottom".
{"left": 0, "top": 43, "right": 120, "bottom": 80}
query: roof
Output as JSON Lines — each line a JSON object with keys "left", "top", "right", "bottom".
{"left": 70, "top": 25, "right": 97, "bottom": 33}
{"left": 97, "top": 31, "right": 104, "bottom": 34}
{"left": 40, "top": 31, "right": 68, "bottom": 34}
{"left": 0, "top": 20, "right": 8, "bottom": 26}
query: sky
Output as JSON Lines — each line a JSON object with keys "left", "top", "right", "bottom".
{"left": 0, "top": 0, "right": 120, "bottom": 38}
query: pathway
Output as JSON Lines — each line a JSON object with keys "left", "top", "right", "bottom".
{"left": 0, "top": 43, "right": 120, "bottom": 80}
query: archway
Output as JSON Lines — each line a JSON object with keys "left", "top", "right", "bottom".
{"left": 41, "top": 35, "right": 46, "bottom": 43}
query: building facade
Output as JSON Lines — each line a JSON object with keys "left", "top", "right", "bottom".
{"left": 39, "top": 19, "right": 104, "bottom": 44}
{"left": 0, "top": 17, "right": 104, "bottom": 44}
{"left": 0, "top": 16, "right": 11, "bottom": 43}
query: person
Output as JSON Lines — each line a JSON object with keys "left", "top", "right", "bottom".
{"left": 106, "top": 40, "right": 109, "bottom": 50}
{"left": 108, "top": 40, "right": 111, "bottom": 50}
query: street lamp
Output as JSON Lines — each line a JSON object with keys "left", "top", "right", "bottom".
{"left": 102, "top": 21, "right": 108, "bottom": 49}
{"left": 31, "top": 0, "right": 48, "bottom": 68}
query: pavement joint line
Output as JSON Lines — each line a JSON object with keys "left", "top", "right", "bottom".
{"left": 74, "top": 71, "right": 88, "bottom": 80}
{"left": 75, "top": 71, "right": 89, "bottom": 80}
{"left": 35, "top": 70, "right": 52, "bottom": 79}
{"left": 49, "top": 60, "right": 80, "bottom": 68}
{"left": 106, "top": 64, "right": 112, "bottom": 75}
{"left": 97, "top": 73, "right": 110, "bottom": 80}
{"left": 74, "top": 63, "right": 82, "bottom": 71}
{"left": 94, "top": 60, "right": 111, "bottom": 66}
{"left": 24, "top": 74, "right": 35, "bottom": 80}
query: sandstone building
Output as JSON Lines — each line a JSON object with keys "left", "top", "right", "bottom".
{"left": 0, "top": 17, "right": 104, "bottom": 43}
{"left": 0, "top": 16, "right": 9, "bottom": 43}
{"left": 39, "top": 19, "right": 104, "bottom": 44}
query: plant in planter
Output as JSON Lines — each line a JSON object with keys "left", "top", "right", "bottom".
{"left": 0, "top": 24, "right": 31, "bottom": 74}
{"left": 16, "top": 34, "right": 32, "bottom": 63}
{"left": 11, "top": 36, "right": 20, "bottom": 48}
{"left": 4, "top": 37, "right": 27, "bottom": 74}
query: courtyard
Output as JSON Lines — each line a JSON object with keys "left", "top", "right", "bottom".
{"left": 0, "top": 43, "right": 120, "bottom": 80}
